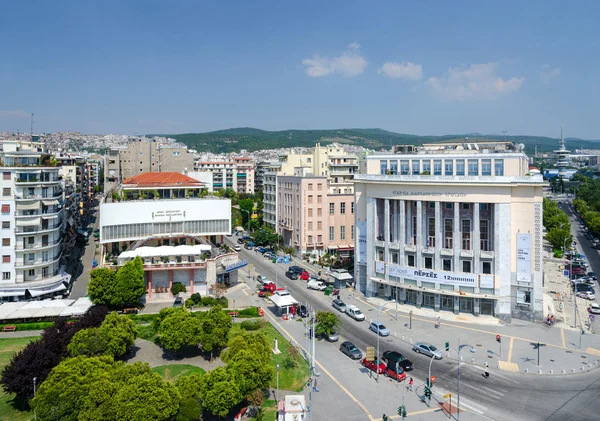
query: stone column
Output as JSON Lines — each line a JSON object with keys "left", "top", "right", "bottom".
{"left": 406, "top": 201, "right": 412, "bottom": 244}
{"left": 434, "top": 293, "right": 440, "bottom": 312}
{"left": 169, "top": 270, "right": 174, "bottom": 298}
{"left": 473, "top": 202, "right": 480, "bottom": 284}
{"left": 147, "top": 271, "right": 152, "bottom": 300}
{"left": 435, "top": 201, "right": 442, "bottom": 269}
{"left": 416, "top": 201, "right": 423, "bottom": 266}
{"left": 474, "top": 298, "right": 480, "bottom": 316}
{"left": 189, "top": 268, "right": 195, "bottom": 294}
{"left": 454, "top": 295, "right": 460, "bottom": 315}
{"left": 416, "top": 290, "right": 423, "bottom": 309}
{"left": 384, "top": 199, "right": 390, "bottom": 282}
{"left": 365, "top": 198, "right": 376, "bottom": 296}
{"left": 399, "top": 200, "right": 406, "bottom": 265}
{"left": 453, "top": 203, "right": 460, "bottom": 271}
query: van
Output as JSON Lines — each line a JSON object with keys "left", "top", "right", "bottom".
{"left": 345, "top": 305, "right": 365, "bottom": 321}
{"left": 307, "top": 279, "right": 326, "bottom": 291}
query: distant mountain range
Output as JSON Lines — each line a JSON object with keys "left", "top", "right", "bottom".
{"left": 148, "top": 128, "right": 600, "bottom": 155}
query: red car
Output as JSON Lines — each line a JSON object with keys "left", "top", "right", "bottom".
{"left": 384, "top": 363, "right": 407, "bottom": 382}
{"left": 361, "top": 358, "right": 386, "bottom": 374}
{"left": 300, "top": 271, "right": 311, "bottom": 281}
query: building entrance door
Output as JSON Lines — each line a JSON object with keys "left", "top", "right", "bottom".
{"left": 459, "top": 297, "right": 474, "bottom": 314}
{"left": 441, "top": 295, "right": 454, "bottom": 311}
{"left": 480, "top": 299, "right": 495, "bottom": 316}
{"left": 423, "top": 293, "right": 435, "bottom": 309}
{"left": 406, "top": 290, "right": 417, "bottom": 305}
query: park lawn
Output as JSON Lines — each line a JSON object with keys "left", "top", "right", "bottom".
{"left": 259, "top": 399, "right": 278, "bottom": 421}
{"left": 0, "top": 337, "right": 37, "bottom": 421}
{"left": 230, "top": 322, "right": 310, "bottom": 392}
{"left": 136, "top": 323, "right": 157, "bottom": 341}
{"left": 151, "top": 364, "right": 206, "bottom": 382}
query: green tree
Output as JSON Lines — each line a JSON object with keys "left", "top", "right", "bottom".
{"left": 222, "top": 333, "right": 270, "bottom": 364}
{"left": 158, "top": 309, "right": 203, "bottom": 351}
{"left": 152, "top": 306, "right": 185, "bottom": 331}
{"left": 68, "top": 312, "right": 137, "bottom": 358}
{"left": 88, "top": 268, "right": 116, "bottom": 306}
{"left": 175, "top": 372, "right": 205, "bottom": 401}
{"left": 546, "top": 228, "right": 573, "bottom": 249}
{"left": 175, "top": 398, "right": 203, "bottom": 421}
{"left": 315, "top": 311, "right": 341, "bottom": 338}
{"left": 228, "top": 349, "right": 274, "bottom": 398}
{"left": 113, "top": 256, "right": 146, "bottom": 308}
{"left": 199, "top": 306, "right": 232, "bottom": 358}
{"left": 239, "top": 198, "right": 254, "bottom": 228}
{"left": 200, "top": 367, "right": 240, "bottom": 418}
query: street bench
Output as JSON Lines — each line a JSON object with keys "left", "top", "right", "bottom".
{"left": 1, "top": 325, "right": 17, "bottom": 332}
{"left": 228, "top": 312, "right": 239, "bottom": 317}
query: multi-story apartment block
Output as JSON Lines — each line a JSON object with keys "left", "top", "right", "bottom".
{"left": 194, "top": 158, "right": 256, "bottom": 194}
{"left": 353, "top": 141, "right": 544, "bottom": 321}
{"left": 0, "top": 140, "right": 71, "bottom": 301}
{"left": 255, "top": 160, "right": 280, "bottom": 191}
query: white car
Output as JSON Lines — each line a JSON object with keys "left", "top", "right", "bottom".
{"left": 345, "top": 305, "right": 365, "bottom": 321}
{"left": 307, "top": 279, "right": 326, "bottom": 291}
{"left": 588, "top": 303, "right": 600, "bottom": 315}
{"left": 577, "top": 291, "right": 596, "bottom": 300}
{"left": 233, "top": 245, "right": 241, "bottom": 252}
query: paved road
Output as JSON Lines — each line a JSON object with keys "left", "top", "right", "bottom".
{"left": 69, "top": 201, "right": 101, "bottom": 299}
{"left": 227, "top": 236, "right": 600, "bottom": 421}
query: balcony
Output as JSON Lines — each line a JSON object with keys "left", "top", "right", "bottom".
{"left": 15, "top": 222, "right": 63, "bottom": 235}
{"left": 16, "top": 253, "right": 62, "bottom": 269}
{"left": 15, "top": 238, "right": 62, "bottom": 250}
{"left": 15, "top": 206, "right": 63, "bottom": 218}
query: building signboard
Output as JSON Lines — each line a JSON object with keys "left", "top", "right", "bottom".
{"left": 516, "top": 233, "right": 531, "bottom": 282}
{"left": 375, "top": 261, "right": 385, "bottom": 274}
{"left": 357, "top": 221, "right": 367, "bottom": 264}
{"left": 225, "top": 260, "right": 248, "bottom": 273}
{"left": 386, "top": 264, "right": 477, "bottom": 287}
{"left": 479, "top": 275, "right": 494, "bottom": 289}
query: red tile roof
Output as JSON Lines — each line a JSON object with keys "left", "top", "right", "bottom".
{"left": 122, "top": 172, "right": 204, "bottom": 188}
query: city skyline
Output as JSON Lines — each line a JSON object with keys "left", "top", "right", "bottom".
{"left": 1, "top": 1, "right": 598, "bottom": 138}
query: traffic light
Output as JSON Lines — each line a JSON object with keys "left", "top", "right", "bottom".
{"left": 496, "top": 334, "right": 501, "bottom": 343}
{"left": 445, "top": 341, "right": 450, "bottom": 351}
{"left": 424, "top": 386, "right": 432, "bottom": 400}
{"left": 397, "top": 405, "right": 407, "bottom": 418}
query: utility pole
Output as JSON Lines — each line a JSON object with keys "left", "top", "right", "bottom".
{"left": 30, "top": 113, "right": 34, "bottom": 139}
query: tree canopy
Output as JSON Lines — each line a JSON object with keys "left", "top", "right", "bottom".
{"left": 198, "top": 306, "right": 232, "bottom": 356}
{"left": 68, "top": 312, "right": 137, "bottom": 358}
{"left": 88, "top": 257, "right": 145, "bottom": 308}
{"left": 315, "top": 311, "right": 341, "bottom": 337}
{"left": 542, "top": 198, "right": 572, "bottom": 249}
{"left": 158, "top": 309, "right": 203, "bottom": 351}
{"left": 200, "top": 367, "right": 240, "bottom": 418}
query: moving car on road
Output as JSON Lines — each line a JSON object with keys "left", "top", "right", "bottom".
{"left": 382, "top": 351, "right": 414, "bottom": 371}
{"left": 289, "top": 266, "right": 304, "bottom": 274}
{"left": 361, "top": 358, "right": 386, "bottom": 374}
{"left": 285, "top": 270, "right": 299, "bottom": 280}
{"left": 412, "top": 342, "right": 443, "bottom": 359}
{"left": 332, "top": 298, "right": 347, "bottom": 312}
{"left": 345, "top": 305, "right": 365, "bottom": 321}
{"left": 233, "top": 244, "right": 241, "bottom": 252}
{"left": 307, "top": 279, "right": 326, "bottom": 291}
{"left": 369, "top": 322, "right": 390, "bottom": 337}
{"left": 340, "top": 341, "right": 362, "bottom": 360}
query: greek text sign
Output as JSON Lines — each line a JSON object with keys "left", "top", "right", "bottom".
{"left": 386, "top": 264, "right": 477, "bottom": 287}
{"left": 516, "top": 233, "right": 531, "bottom": 282}
{"left": 357, "top": 221, "right": 367, "bottom": 264}
{"left": 392, "top": 190, "right": 467, "bottom": 198}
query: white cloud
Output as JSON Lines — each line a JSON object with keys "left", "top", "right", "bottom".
{"left": 302, "top": 43, "right": 368, "bottom": 77}
{"left": 378, "top": 62, "right": 423, "bottom": 80}
{"left": 425, "top": 63, "right": 524, "bottom": 101}
{"left": 0, "top": 110, "right": 30, "bottom": 118}
{"left": 540, "top": 65, "right": 561, "bottom": 85}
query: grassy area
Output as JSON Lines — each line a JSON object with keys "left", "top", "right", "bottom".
{"left": 136, "top": 323, "right": 157, "bottom": 341}
{"left": 0, "top": 337, "right": 37, "bottom": 421}
{"left": 151, "top": 364, "right": 206, "bottom": 382}
{"left": 0, "top": 322, "right": 54, "bottom": 331}
{"left": 259, "top": 399, "right": 278, "bottom": 421}
{"left": 230, "top": 322, "right": 310, "bottom": 392}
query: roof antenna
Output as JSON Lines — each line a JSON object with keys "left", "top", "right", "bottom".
{"left": 30, "top": 113, "right": 34, "bottom": 139}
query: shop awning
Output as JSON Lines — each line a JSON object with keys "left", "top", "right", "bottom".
{"left": 16, "top": 217, "right": 41, "bottom": 226}
{"left": 0, "top": 289, "right": 27, "bottom": 298}
{"left": 27, "top": 282, "right": 67, "bottom": 298}
{"left": 17, "top": 202, "right": 41, "bottom": 211}
{"left": 328, "top": 245, "right": 339, "bottom": 250}
{"left": 42, "top": 199, "right": 59, "bottom": 206}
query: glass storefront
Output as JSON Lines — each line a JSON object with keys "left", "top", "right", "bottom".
{"left": 480, "top": 299, "right": 495, "bottom": 316}
{"left": 441, "top": 295, "right": 454, "bottom": 311}
{"left": 459, "top": 297, "right": 474, "bottom": 314}
{"left": 423, "top": 293, "right": 435, "bottom": 309}
{"left": 406, "top": 290, "right": 418, "bottom": 305}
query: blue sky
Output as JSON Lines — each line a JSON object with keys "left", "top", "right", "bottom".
{"left": 1, "top": 0, "right": 598, "bottom": 138}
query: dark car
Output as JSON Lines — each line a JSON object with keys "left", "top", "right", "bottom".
{"left": 285, "top": 270, "right": 299, "bottom": 280}
{"left": 297, "top": 304, "right": 309, "bottom": 318}
{"left": 588, "top": 272, "right": 598, "bottom": 280}
{"left": 340, "top": 341, "right": 362, "bottom": 360}
{"left": 289, "top": 266, "right": 304, "bottom": 274}
{"left": 237, "top": 238, "right": 244, "bottom": 244}
{"left": 382, "top": 351, "right": 414, "bottom": 371}
{"left": 173, "top": 297, "right": 184, "bottom": 308}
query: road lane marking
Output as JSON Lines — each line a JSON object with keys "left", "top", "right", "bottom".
{"left": 585, "top": 347, "right": 600, "bottom": 357}
{"left": 264, "top": 308, "right": 375, "bottom": 420}
{"left": 242, "top": 289, "right": 248, "bottom": 296}
{"left": 457, "top": 397, "right": 487, "bottom": 415}
{"left": 561, "top": 328, "right": 566, "bottom": 348}
{"left": 497, "top": 361, "right": 520, "bottom": 372}
{"left": 383, "top": 408, "right": 439, "bottom": 419}
{"left": 507, "top": 336, "right": 514, "bottom": 362}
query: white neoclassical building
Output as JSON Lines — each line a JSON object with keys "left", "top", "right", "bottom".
{"left": 354, "top": 141, "right": 545, "bottom": 322}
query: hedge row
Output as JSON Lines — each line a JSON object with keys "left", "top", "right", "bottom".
{"left": 0, "top": 321, "right": 55, "bottom": 331}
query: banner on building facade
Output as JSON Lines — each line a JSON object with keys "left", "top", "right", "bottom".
{"left": 357, "top": 221, "right": 367, "bottom": 264}
{"left": 375, "top": 261, "right": 385, "bottom": 274}
{"left": 516, "top": 233, "right": 531, "bottom": 282}
{"left": 386, "top": 264, "right": 477, "bottom": 287}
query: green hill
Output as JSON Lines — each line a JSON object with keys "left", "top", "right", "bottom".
{"left": 148, "top": 128, "right": 600, "bottom": 155}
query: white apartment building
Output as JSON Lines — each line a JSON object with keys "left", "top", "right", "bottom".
{"left": 0, "top": 140, "right": 70, "bottom": 301}
{"left": 195, "top": 157, "right": 255, "bottom": 194}
{"left": 354, "top": 141, "right": 545, "bottom": 322}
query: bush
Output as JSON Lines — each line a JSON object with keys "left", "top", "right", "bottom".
{"left": 237, "top": 307, "right": 259, "bottom": 318}
{"left": 171, "top": 282, "right": 186, "bottom": 296}
{"left": 553, "top": 249, "right": 564, "bottom": 258}
{"left": 190, "top": 293, "right": 202, "bottom": 304}
{"left": 217, "top": 297, "right": 228, "bottom": 308}
{"left": 0, "top": 322, "right": 54, "bottom": 331}
{"left": 283, "top": 355, "right": 297, "bottom": 369}
{"left": 185, "top": 298, "right": 195, "bottom": 308}
{"left": 201, "top": 296, "right": 215, "bottom": 307}
{"left": 240, "top": 320, "right": 262, "bottom": 331}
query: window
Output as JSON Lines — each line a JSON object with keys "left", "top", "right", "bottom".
{"left": 480, "top": 203, "right": 488, "bottom": 211}
{"left": 380, "top": 160, "right": 388, "bottom": 175}
{"left": 462, "top": 220, "right": 471, "bottom": 250}
{"left": 429, "top": 202, "right": 435, "bottom": 208}
{"left": 172, "top": 151, "right": 181, "bottom": 156}
{"left": 443, "top": 259, "right": 452, "bottom": 271}
{"left": 329, "top": 226, "right": 335, "bottom": 241}
{"left": 444, "top": 219, "right": 453, "bottom": 248}
{"left": 351, "top": 225, "right": 355, "bottom": 240}
{"left": 2, "top": 272, "right": 9, "bottom": 280}
{"left": 462, "top": 260, "right": 472, "bottom": 273}
{"left": 456, "top": 160, "right": 465, "bottom": 175}
{"left": 412, "top": 160, "right": 420, "bottom": 175}
{"left": 329, "top": 203, "right": 335, "bottom": 214}
{"left": 340, "top": 203, "right": 346, "bottom": 214}
{"left": 427, "top": 218, "right": 435, "bottom": 247}
{"left": 407, "top": 255, "right": 415, "bottom": 267}
{"left": 2, "top": 255, "right": 10, "bottom": 263}
{"left": 444, "top": 160, "right": 453, "bottom": 175}
{"left": 422, "top": 160, "right": 431, "bottom": 174}
{"left": 340, "top": 225, "right": 346, "bottom": 240}
{"left": 308, "top": 195, "right": 313, "bottom": 204}
{"left": 445, "top": 202, "right": 453, "bottom": 209}
{"left": 3, "top": 172, "right": 10, "bottom": 180}
{"left": 317, "top": 183, "right": 323, "bottom": 190}
{"left": 2, "top": 221, "right": 9, "bottom": 229}
{"left": 481, "top": 159, "right": 492, "bottom": 176}
{"left": 317, "top": 221, "right": 322, "bottom": 230}
{"left": 433, "top": 160, "right": 442, "bottom": 175}
{"left": 42, "top": 267, "right": 49, "bottom": 277}
{"left": 424, "top": 257, "right": 433, "bottom": 269}
{"left": 307, "top": 235, "right": 313, "bottom": 244}
{"left": 468, "top": 159, "right": 479, "bottom": 176}
{"left": 28, "top": 269, "right": 35, "bottom": 277}
{"left": 494, "top": 159, "right": 504, "bottom": 176}
{"left": 2, "top": 188, "right": 10, "bottom": 196}
{"left": 390, "top": 252, "right": 398, "bottom": 264}
{"left": 308, "top": 222, "right": 313, "bottom": 230}
{"left": 377, "top": 249, "right": 384, "bottom": 260}
{"left": 308, "top": 183, "right": 313, "bottom": 191}
{"left": 400, "top": 160, "right": 410, "bottom": 175}
{"left": 389, "top": 160, "right": 398, "bottom": 175}
{"left": 2, "top": 238, "right": 9, "bottom": 247}
{"left": 308, "top": 208, "right": 313, "bottom": 217}
{"left": 351, "top": 202, "right": 354, "bottom": 214}
{"left": 317, "top": 208, "right": 322, "bottom": 217}
{"left": 1, "top": 205, "right": 9, "bottom": 214}
{"left": 516, "top": 290, "right": 531, "bottom": 305}
{"left": 480, "top": 220, "right": 489, "bottom": 251}
{"left": 482, "top": 261, "right": 492, "bottom": 274}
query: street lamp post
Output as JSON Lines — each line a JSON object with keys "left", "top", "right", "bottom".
{"left": 241, "top": 208, "right": 251, "bottom": 229}
{"left": 456, "top": 339, "right": 472, "bottom": 421}
{"left": 33, "top": 376, "right": 37, "bottom": 421}
{"left": 376, "top": 300, "right": 395, "bottom": 381}
{"left": 233, "top": 298, "right": 236, "bottom": 322}
{"left": 276, "top": 364, "right": 280, "bottom": 403}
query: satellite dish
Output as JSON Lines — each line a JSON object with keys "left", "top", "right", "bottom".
{"left": 519, "top": 144, "right": 525, "bottom": 151}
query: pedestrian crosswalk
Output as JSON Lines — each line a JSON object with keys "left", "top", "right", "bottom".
{"left": 498, "top": 360, "right": 520, "bottom": 372}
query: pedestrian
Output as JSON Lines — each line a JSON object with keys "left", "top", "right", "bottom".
{"left": 407, "top": 377, "right": 414, "bottom": 391}
{"left": 435, "top": 317, "right": 441, "bottom": 329}
{"left": 483, "top": 366, "right": 490, "bottom": 379}
{"left": 313, "top": 378, "right": 319, "bottom": 392}
{"left": 382, "top": 414, "right": 388, "bottom": 421}
{"left": 550, "top": 315, "right": 555, "bottom": 325}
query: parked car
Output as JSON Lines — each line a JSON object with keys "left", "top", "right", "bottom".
{"left": 588, "top": 303, "right": 600, "bottom": 315}
{"left": 369, "top": 322, "right": 390, "bottom": 337}
{"left": 237, "top": 238, "right": 244, "bottom": 244}
{"left": 297, "top": 304, "right": 309, "bottom": 318}
{"left": 244, "top": 243, "right": 253, "bottom": 250}
{"left": 412, "top": 342, "right": 443, "bottom": 359}
{"left": 577, "top": 291, "right": 596, "bottom": 300}
{"left": 361, "top": 358, "right": 386, "bottom": 374}
{"left": 233, "top": 245, "right": 241, "bottom": 252}
{"left": 332, "top": 298, "right": 347, "bottom": 312}
{"left": 289, "top": 266, "right": 304, "bottom": 274}
{"left": 285, "top": 270, "right": 299, "bottom": 280}
{"left": 345, "top": 305, "right": 365, "bottom": 321}
{"left": 588, "top": 272, "right": 598, "bottom": 281}
{"left": 173, "top": 297, "right": 184, "bottom": 308}
{"left": 382, "top": 351, "right": 414, "bottom": 371}
{"left": 307, "top": 279, "right": 326, "bottom": 291}
{"left": 300, "top": 271, "right": 311, "bottom": 281}
{"left": 322, "top": 329, "right": 339, "bottom": 342}
{"left": 340, "top": 341, "right": 362, "bottom": 360}
{"left": 264, "top": 252, "right": 274, "bottom": 259}
{"left": 383, "top": 362, "right": 407, "bottom": 382}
